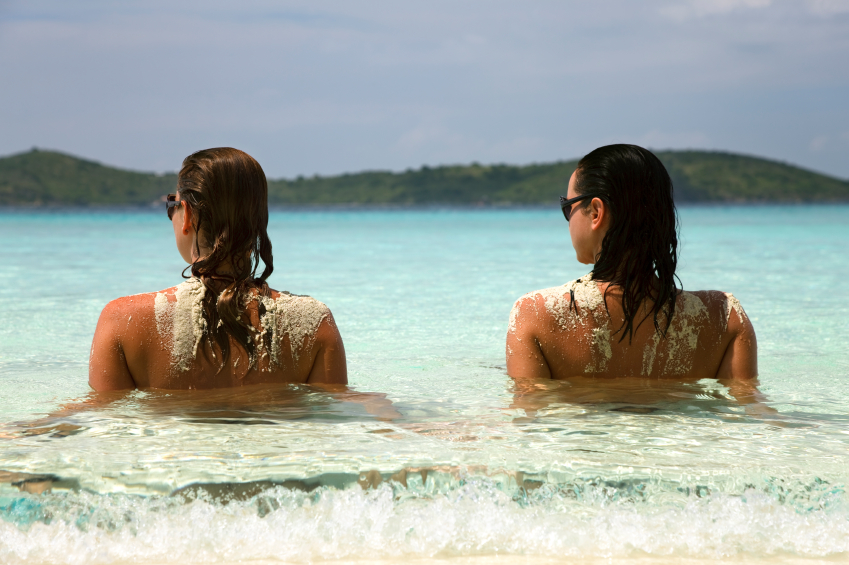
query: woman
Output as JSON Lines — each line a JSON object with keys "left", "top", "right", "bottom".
{"left": 507, "top": 144, "right": 757, "bottom": 380}
{"left": 89, "top": 148, "right": 346, "bottom": 390}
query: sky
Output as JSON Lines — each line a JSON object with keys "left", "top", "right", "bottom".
{"left": 1, "top": 0, "right": 848, "bottom": 179}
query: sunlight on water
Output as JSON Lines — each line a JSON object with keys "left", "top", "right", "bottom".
{"left": 0, "top": 206, "right": 848, "bottom": 562}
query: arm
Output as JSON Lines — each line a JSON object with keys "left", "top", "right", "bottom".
{"left": 89, "top": 299, "right": 137, "bottom": 391}
{"left": 307, "top": 312, "right": 348, "bottom": 384}
{"left": 0, "top": 390, "right": 129, "bottom": 440}
{"left": 715, "top": 301, "right": 758, "bottom": 380}
{"left": 506, "top": 295, "right": 552, "bottom": 380}
{"left": 311, "top": 385, "right": 402, "bottom": 421}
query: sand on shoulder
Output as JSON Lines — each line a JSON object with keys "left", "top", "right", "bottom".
{"left": 509, "top": 273, "right": 748, "bottom": 378}
{"left": 153, "top": 279, "right": 329, "bottom": 374}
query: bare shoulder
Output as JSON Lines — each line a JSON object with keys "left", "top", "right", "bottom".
{"left": 90, "top": 289, "right": 174, "bottom": 391}
{"left": 260, "top": 289, "right": 336, "bottom": 345}
{"left": 266, "top": 288, "right": 325, "bottom": 304}
{"left": 509, "top": 285, "right": 571, "bottom": 334}
{"left": 510, "top": 275, "right": 606, "bottom": 335}
{"left": 263, "top": 289, "right": 332, "bottom": 319}
{"left": 97, "top": 290, "right": 168, "bottom": 328}
{"left": 687, "top": 289, "right": 729, "bottom": 310}
{"left": 687, "top": 289, "right": 751, "bottom": 333}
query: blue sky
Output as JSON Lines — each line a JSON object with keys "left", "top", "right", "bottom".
{"left": 1, "top": 0, "right": 848, "bottom": 178}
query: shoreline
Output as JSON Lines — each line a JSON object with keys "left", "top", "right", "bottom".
{"left": 2, "top": 201, "right": 849, "bottom": 213}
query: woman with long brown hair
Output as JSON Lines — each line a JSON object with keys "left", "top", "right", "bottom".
{"left": 89, "top": 148, "right": 346, "bottom": 390}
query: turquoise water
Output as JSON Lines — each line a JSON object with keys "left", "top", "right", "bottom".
{"left": 0, "top": 206, "right": 848, "bottom": 563}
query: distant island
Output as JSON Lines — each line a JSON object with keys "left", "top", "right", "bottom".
{"left": 1, "top": 147, "right": 848, "bottom": 207}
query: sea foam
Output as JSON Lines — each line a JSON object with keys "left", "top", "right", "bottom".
{"left": 1, "top": 476, "right": 847, "bottom": 564}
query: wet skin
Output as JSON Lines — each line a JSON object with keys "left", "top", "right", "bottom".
{"left": 506, "top": 170, "right": 758, "bottom": 381}
{"left": 88, "top": 194, "right": 347, "bottom": 391}
{"left": 508, "top": 376, "right": 777, "bottom": 420}
{"left": 89, "top": 287, "right": 347, "bottom": 390}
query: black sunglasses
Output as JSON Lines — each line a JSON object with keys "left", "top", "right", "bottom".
{"left": 559, "top": 193, "right": 604, "bottom": 222}
{"left": 166, "top": 193, "right": 183, "bottom": 220}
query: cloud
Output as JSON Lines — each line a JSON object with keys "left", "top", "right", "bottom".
{"left": 636, "top": 130, "right": 712, "bottom": 149}
{"left": 574, "top": 130, "right": 712, "bottom": 157}
{"left": 0, "top": 0, "right": 847, "bottom": 178}
{"left": 396, "top": 123, "right": 462, "bottom": 153}
{"left": 809, "top": 135, "right": 829, "bottom": 151}
{"left": 806, "top": 0, "right": 849, "bottom": 16}
{"left": 394, "top": 120, "right": 546, "bottom": 166}
{"left": 661, "top": 0, "right": 772, "bottom": 20}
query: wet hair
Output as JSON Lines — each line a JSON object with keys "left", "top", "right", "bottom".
{"left": 177, "top": 147, "right": 273, "bottom": 366}
{"left": 573, "top": 144, "right": 679, "bottom": 342}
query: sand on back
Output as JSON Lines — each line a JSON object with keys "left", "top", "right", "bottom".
{"left": 508, "top": 273, "right": 748, "bottom": 379}
{"left": 139, "top": 279, "right": 330, "bottom": 387}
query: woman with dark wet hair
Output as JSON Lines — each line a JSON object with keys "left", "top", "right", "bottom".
{"left": 89, "top": 148, "right": 346, "bottom": 390}
{"left": 507, "top": 144, "right": 757, "bottom": 380}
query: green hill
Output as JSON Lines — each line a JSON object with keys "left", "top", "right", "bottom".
{"left": 0, "top": 149, "right": 177, "bottom": 206}
{"left": 1, "top": 148, "right": 847, "bottom": 207}
{"left": 656, "top": 151, "right": 849, "bottom": 203}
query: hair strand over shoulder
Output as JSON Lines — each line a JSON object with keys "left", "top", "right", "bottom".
{"left": 574, "top": 144, "right": 680, "bottom": 343}
{"left": 177, "top": 147, "right": 274, "bottom": 369}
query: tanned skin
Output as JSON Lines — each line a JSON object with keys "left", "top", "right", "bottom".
{"left": 506, "top": 171, "right": 757, "bottom": 382}
{"left": 89, "top": 195, "right": 347, "bottom": 391}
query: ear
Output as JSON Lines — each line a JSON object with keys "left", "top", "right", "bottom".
{"left": 589, "top": 197, "right": 607, "bottom": 231}
{"left": 181, "top": 202, "right": 194, "bottom": 234}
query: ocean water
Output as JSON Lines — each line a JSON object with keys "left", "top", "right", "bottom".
{"left": 0, "top": 206, "right": 848, "bottom": 564}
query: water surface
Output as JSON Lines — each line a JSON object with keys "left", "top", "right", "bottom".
{"left": 0, "top": 206, "right": 847, "bottom": 563}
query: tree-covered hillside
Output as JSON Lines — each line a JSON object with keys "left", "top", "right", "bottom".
{"left": 265, "top": 160, "right": 581, "bottom": 205}
{"left": 1, "top": 148, "right": 847, "bottom": 207}
{"left": 0, "top": 149, "right": 177, "bottom": 206}
{"left": 657, "top": 151, "right": 849, "bottom": 202}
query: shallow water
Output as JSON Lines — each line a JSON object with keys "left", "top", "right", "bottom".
{"left": 0, "top": 206, "right": 848, "bottom": 564}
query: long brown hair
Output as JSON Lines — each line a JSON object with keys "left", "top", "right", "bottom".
{"left": 177, "top": 147, "right": 273, "bottom": 366}
{"left": 574, "top": 144, "right": 679, "bottom": 343}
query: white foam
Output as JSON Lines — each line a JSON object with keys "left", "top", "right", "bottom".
{"left": 1, "top": 481, "right": 848, "bottom": 564}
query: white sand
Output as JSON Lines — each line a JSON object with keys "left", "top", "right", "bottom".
{"left": 508, "top": 274, "right": 750, "bottom": 377}
{"left": 258, "top": 293, "right": 329, "bottom": 366}
{"left": 724, "top": 292, "right": 748, "bottom": 329}
{"left": 641, "top": 331, "right": 661, "bottom": 376}
{"left": 660, "top": 292, "right": 709, "bottom": 376}
{"left": 509, "top": 274, "right": 612, "bottom": 372}
{"left": 153, "top": 279, "right": 327, "bottom": 373}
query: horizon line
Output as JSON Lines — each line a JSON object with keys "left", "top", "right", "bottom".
{"left": 4, "top": 145, "right": 847, "bottom": 183}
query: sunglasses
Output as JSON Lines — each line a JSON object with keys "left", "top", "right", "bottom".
{"left": 166, "top": 193, "right": 183, "bottom": 220}
{"left": 559, "top": 193, "right": 604, "bottom": 222}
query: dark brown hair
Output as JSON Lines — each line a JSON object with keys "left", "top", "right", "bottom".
{"left": 574, "top": 144, "right": 679, "bottom": 343}
{"left": 177, "top": 147, "right": 273, "bottom": 366}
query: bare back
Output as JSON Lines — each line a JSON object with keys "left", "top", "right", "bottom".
{"left": 506, "top": 274, "right": 757, "bottom": 380}
{"left": 89, "top": 278, "right": 347, "bottom": 390}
